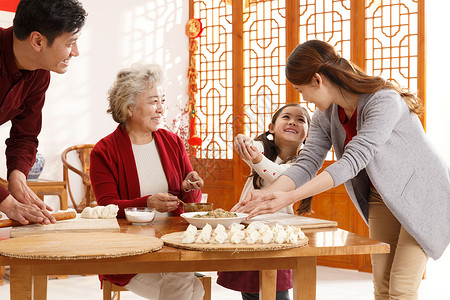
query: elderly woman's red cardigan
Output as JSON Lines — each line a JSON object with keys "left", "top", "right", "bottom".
{"left": 90, "top": 124, "right": 201, "bottom": 286}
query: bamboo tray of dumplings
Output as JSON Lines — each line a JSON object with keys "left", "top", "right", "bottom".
{"left": 161, "top": 231, "right": 308, "bottom": 251}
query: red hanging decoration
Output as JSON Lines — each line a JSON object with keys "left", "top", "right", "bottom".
{"left": 188, "top": 136, "right": 203, "bottom": 147}
{"left": 186, "top": 18, "right": 202, "bottom": 149}
{"left": 185, "top": 18, "right": 203, "bottom": 39}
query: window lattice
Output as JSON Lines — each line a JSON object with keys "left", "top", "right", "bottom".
{"left": 191, "top": 0, "right": 422, "bottom": 160}
{"left": 194, "top": 1, "right": 233, "bottom": 159}
{"left": 297, "top": 0, "right": 352, "bottom": 160}
{"left": 366, "top": 0, "right": 419, "bottom": 93}
{"left": 243, "top": 0, "right": 287, "bottom": 142}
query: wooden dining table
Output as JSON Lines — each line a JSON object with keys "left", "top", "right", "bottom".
{"left": 0, "top": 217, "right": 389, "bottom": 300}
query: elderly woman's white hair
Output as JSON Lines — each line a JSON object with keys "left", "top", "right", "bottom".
{"left": 107, "top": 63, "right": 164, "bottom": 124}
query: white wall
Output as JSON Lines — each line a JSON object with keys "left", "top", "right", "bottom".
{"left": 0, "top": 0, "right": 190, "bottom": 208}
{"left": 0, "top": 1, "right": 449, "bottom": 210}
{"left": 425, "top": 2, "right": 450, "bottom": 165}
{"left": 421, "top": 0, "right": 450, "bottom": 287}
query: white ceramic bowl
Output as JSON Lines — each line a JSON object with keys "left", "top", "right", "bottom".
{"left": 125, "top": 207, "right": 156, "bottom": 225}
{"left": 181, "top": 211, "right": 248, "bottom": 228}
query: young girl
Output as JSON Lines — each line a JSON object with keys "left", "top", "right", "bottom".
{"left": 217, "top": 103, "right": 311, "bottom": 300}
{"left": 235, "top": 40, "right": 450, "bottom": 300}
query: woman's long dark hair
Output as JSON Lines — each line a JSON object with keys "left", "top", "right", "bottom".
{"left": 249, "top": 103, "right": 313, "bottom": 215}
{"left": 286, "top": 40, "right": 423, "bottom": 116}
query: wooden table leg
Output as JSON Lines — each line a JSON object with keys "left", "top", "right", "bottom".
{"left": 259, "top": 269, "right": 277, "bottom": 300}
{"left": 293, "top": 257, "right": 317, "bottom": 300}
{"left": 10, "top": 265, "right": 32, "bottom": 300}
{"left": 0, "top": 265, "right": 5, "bottom": 285}
{"left": 34, "top": 275, "right": 48, "bottom": 300}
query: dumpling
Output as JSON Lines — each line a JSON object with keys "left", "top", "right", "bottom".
{"left": 246, "top": 221, "right": 265, "bottom": 231}
{"left": 285, "top": 232, "right": 298, "bottom": 244}
{"left": 183, "top": 224, "right": 198, "bottom": 238}
{"left": 209, "top": 223, "right": 228, "bottom": 244}
{"left": 211, "top": 231, "right": 229, "bottom": 244}
{"left": 228, "top": 223, "right": 245, "bottom": 239}
{"left": 258, "top": 224, "right": 271, "bottom": 233}
{"left": 245, "top": 229, "right": 260, "bottom": 244}
{"left": 214, "top": 224, "right": 226, "bottom": 235}
{"left": 195, "top": 223, "right": 212, "bottom": 243}
{"left": 228, "top": 222, "right": 245, "bottom": 231}
{"left": 258, "top": 225, "right": 274, "bottom": 244}
{"left": 285, "top": 226, "right": 298, "bottom": 244}
{"left": 182, "top": 224, "right": 198, "bottom": 244}
{"left": 182, "top": 234, "right": 196, "bottom": 244}
{"left": 295, "top": 227, "right": 306, "bottom": 240}
{"left": 272, "top": 224, "right": 287, "bottom": 244}
{"left": 229, "top": 230, "right": 245, "bottom": 244}
{"left": 284, "top": 226, "right": 306, "bottom": 243}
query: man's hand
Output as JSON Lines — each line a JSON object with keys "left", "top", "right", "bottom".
{"left": 8, "top": 170, "right": 53, "bottom": 211}
{"left": 0, "top": 195, "right": 56, "bottom": 225}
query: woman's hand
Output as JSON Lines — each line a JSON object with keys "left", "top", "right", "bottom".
{"left": 147, "top": 193, "right": 179, "bottom": 212}
{"left": 232, "top": 189, "right": 296, "bottom": 219}
{"left": 231, "top": 189, "right": 266, "bottom": 212}
{"left": 182, "top": 171, "right": 204, "bottom": 192}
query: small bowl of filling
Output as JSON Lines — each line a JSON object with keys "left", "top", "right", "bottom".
{"left": 124, "top": 207, "right": 156, "bottom": 225}
{"left": 183, "top": 203, "right": 213, "bottom": 213}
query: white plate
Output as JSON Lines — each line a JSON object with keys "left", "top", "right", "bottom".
{"left": 181, "top": 211, "right": 248, "bottom": 228}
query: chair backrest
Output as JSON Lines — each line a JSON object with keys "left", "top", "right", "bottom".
{"left": 61, "top": 144, "right": 96, "bottom": 212}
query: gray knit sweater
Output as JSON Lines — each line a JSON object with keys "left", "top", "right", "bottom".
{"left": 284, "top": 89, "right": 450, "bottom": 259}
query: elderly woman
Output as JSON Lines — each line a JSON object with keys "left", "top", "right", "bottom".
{"left": 90, "top": 64, "right": 204, "bottom": 300}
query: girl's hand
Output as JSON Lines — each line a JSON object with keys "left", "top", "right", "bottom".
{"left": 246, "top": 144, "right": 262, "bottom": 164}
{"left": 233, "top": 190, "right": 296, "bottom": 219}
{"left": 234, "top": 134, "right": 259, "bottom": 161}
{"left": 147, "top": 193, "right": 179, "bottom": 212}
{"left": 182, "top": 171, "right": 204, "bottom": 192}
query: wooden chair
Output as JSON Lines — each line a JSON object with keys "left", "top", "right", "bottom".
{"left": 61, "top": 144, "right": 97, "bottom": 213}
{"left": 102, "top": 273, "right": 212, "bottom": 300}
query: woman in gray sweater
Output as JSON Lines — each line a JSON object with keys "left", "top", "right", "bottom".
{"left": 234, "top": 40, "right": 450, "bottom": 300}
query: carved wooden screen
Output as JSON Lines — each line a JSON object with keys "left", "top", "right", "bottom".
{"left": 193, "top": 1, "right": 234, "bottom": 160}
{"left": 296, "top": 1, "right": 352, "bottom": 161}
{"left": 241, "top": 1, "right": 286, "bottom": 141}
{"left": 189, "top": 0, "right": 424, "bottom": 271}
{"left": 365, "top": 0, "right": 424, "bottom": 120}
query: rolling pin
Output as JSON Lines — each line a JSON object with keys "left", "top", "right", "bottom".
{"left": 0, "top": 211, "right": 76, "bottom": 228}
